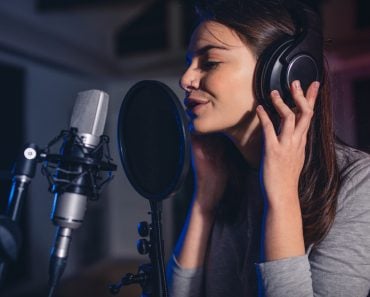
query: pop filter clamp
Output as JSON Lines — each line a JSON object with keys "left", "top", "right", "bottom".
{"left": 110, "top": 80, "right": 190, "bottom": 297}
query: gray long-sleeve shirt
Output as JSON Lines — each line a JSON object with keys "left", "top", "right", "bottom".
{"left": 167, "top": 144, "right": 370, "bottom": 297}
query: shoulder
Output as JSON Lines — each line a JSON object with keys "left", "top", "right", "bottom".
{"left": 336, "top": 143, "right": 370, "bottom": 185}
{"left": 335, "top": 143, "right": 370, "bottom": 214}
{"left": 308, "top": 144, "right": 370, "bottom": 294}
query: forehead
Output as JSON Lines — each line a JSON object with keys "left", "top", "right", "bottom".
{"left": 188, "top": 21, "right": 246, "bottom": 53}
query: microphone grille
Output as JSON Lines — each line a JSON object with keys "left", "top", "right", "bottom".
{"left": 70, "top": 90, "right": 109, "bottom": 137}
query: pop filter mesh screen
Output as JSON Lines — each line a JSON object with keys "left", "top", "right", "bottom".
{"left": 119, "top": 81, "right": 187, "bottom": 199}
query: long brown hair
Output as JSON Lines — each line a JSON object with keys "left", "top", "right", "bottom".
{"left": 195, "top": 0, "right": 341, "bottom": 247}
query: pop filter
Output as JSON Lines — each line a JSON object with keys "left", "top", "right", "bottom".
{"left": 117, "top": 80, "right": 190, "bottom": 201}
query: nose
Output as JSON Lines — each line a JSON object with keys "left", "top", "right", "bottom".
{"left": 179, "top": 66, "right": 199, "bottom": 92}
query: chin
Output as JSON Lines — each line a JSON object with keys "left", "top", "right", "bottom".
{"left": 190, "top": 119, "right": 225, "bottom": 134}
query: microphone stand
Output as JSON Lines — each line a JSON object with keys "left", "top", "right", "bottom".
{"left": 109, "top": 200, "right": 168, "bottom": 297}
{"left": 0, "top": 143, "right": 38, "bottom": 287}
{"left": 0, "top": 129, "right": 117, "bottom": 295}
{"left": 41, "top": 128, "right": 117, "bottom": 297}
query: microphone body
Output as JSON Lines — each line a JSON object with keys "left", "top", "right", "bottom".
{"left": 47, "top": 90, "right": 110, "bottom": 294}
{"left": 51, "top": 89, "right": 109, "bottom": 228}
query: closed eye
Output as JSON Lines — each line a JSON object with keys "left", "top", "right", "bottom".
{"left": 200, "top": 60, "right": 221, "bottom": 71}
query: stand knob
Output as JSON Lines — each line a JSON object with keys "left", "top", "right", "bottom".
{"left": 137, "top": 221, "right": 151, "bottom": 237}
{"left": 137, "top": 239, "right": 151, "bottom": 255}
{"left": 138, "top": 221, "right": 150, "bottom": 237}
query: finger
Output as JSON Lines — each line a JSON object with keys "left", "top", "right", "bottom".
{"left": 291, "top": 80, "right": 312, "bottom": 122}
{"left": 305, "top": 81, "right": 320, "bottom": 108}
{"left": 256, "top": 105, "right": 278, "bottom": 145}
{"left": 270, "top": 90, "right": 295, "bottom": 138}
{"left": 291, "top": 81, "right": 317, "bottom": 135}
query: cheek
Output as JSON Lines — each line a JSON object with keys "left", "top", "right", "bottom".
{"left": 205, "top": 71, "right": 251, "bottom": 99}
{"left": 223, "top": 63, "right": 254, "bottom": 90}
{"left": 221, "top": 74, "right": 256, "bottom": 110}
{"left": 203, "top": 64, "right": 257, "bottom": 113}
{"left": 231, "top": 68, "right": 256, "bottom": 106}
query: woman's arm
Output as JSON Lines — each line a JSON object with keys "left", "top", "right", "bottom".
{"left": 174, "top": 198, "right": 216, "bottom": 268}
{"left": 256, "top": 80, "right": 319, "bottom": 261}
{"left": 256, "top": 81, "right": 370, "bottom": 296}
{"left": 253, "top": 81, "right": 317, "bottom": 297}
{"left": 166, "top": 199, "right": 215, "bottom": 297}
{"left": 256, "top": 150, "right": 370, "bottom": 297}
{"left": 167, "top": 134, "right": 228, "bottom": 297}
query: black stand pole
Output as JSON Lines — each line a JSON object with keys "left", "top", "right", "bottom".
{"left": 0, "top": 215, "right": 21, "bottom": 287}
{"left": 149, "top": 200, "right": 168, "bottom": 297}
{"left": 109, "top": 200, "right": 168, "bottom": 297}
{"left": 0, "top": 143, "right": 38, "bottom": 287}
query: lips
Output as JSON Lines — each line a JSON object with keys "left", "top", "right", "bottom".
{"left": 184, "top": 98, "right": 210, "bottom": 112}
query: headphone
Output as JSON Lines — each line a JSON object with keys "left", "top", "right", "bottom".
{"left": 253, "top": 3, "right": 323, "bottom": 112}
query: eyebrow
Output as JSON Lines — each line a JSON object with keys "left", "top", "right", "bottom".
{"left": 194, "top": 44, "right": 229, "bottom": 55}
{"left": 186, "top": 44, "right": 229, "bottom": 61}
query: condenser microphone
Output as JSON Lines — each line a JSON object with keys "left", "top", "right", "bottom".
{"left": 50, "top": 90, "right": 108, "bottom": 229}
{"left": 46, "top": 90, "right": 115, "bottom": 297}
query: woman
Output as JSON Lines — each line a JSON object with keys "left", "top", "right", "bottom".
{"left": 167, "top": 0, "right": 370, "bottom": 296}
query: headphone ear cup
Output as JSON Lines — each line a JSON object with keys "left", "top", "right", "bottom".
{"left": 286, "top": 54, "right": 320, "bottom": 96}
{"left": 254, "top": 36, "right": 320, "bottom": 113}
{"left": 254, "top": 4, "right": 323, "bottom": 114}
{"left": 254, "top": 36, "right": 295, "bottom": 113}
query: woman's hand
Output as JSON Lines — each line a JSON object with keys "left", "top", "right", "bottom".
{"left": 256, "top": 80, "right": 320, "bottom": 260}
{"left": 256, "top": 80, "right": 319, "bottom": 207}
{"left": 190, "top": 133, "right": 228, "bottom": 217}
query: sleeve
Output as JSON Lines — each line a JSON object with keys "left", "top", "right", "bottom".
{"left": 256, "top": 252, "right": 313, "bottom": 297}
{"left": 256, "top": 154, "right": 370, "bottom": 297}
{"left": 166, "top": 255, "right": 204, "bottom": 297}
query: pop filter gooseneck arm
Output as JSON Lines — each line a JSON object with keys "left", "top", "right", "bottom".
{"left": 110, "top": 80, "right": 190, "bottom": 297}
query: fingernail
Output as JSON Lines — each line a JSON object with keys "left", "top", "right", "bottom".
{"left": 314, "top": 81, "right": 320, "bottom": 89}
{"left": 293, "top": 80, "right": 300, "bottom": 89}
{"left": 271, "top": 90, "right": 279, "bottom": 97}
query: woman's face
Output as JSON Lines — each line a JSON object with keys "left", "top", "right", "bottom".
{"left": 180, "top": 21, "right": 259, "bottom": 137}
